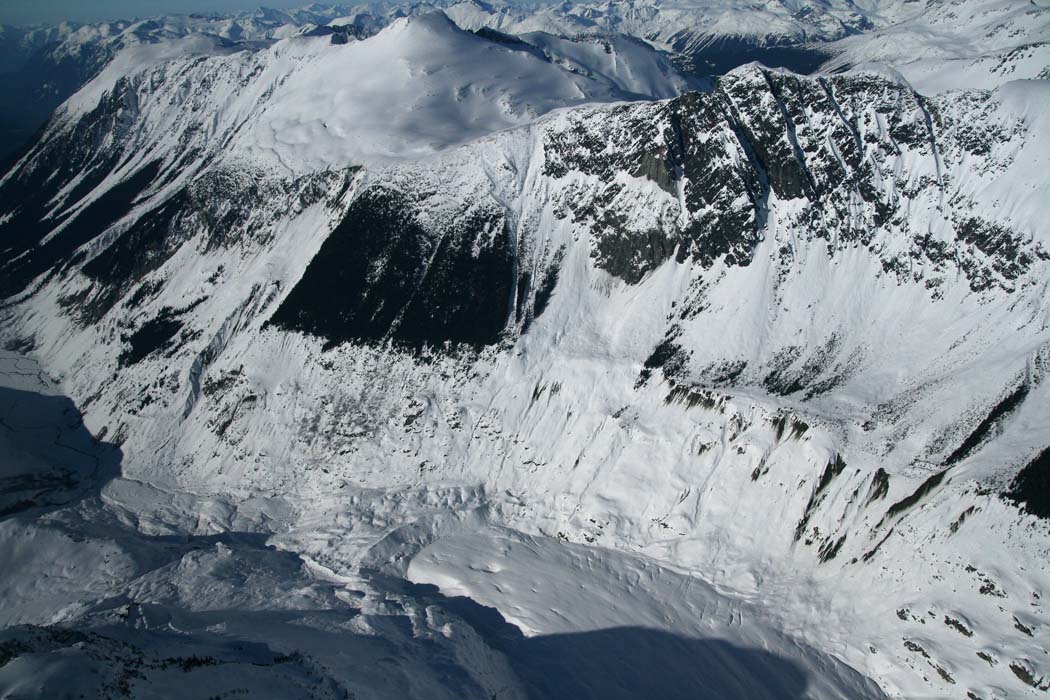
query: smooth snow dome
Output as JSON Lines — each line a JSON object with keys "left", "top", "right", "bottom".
{"left": 252, "top": 12, "right": 603, "bottom": 165}
{"left": 61, "top": 10, "right": 691, "bottom": 171}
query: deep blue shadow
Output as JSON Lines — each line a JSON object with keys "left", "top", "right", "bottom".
{"left": 0, "top": 385, "right": 122, "bottom": 518}
{"left": 684, "top": 38, "right": 833, "bottom": 77}
{"left": 387, "top": 577, "right": 815, "bottom": 700}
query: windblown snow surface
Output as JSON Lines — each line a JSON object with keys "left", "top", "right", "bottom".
{"left": 1, "top": 5, "right": 1050, "bottom": 700}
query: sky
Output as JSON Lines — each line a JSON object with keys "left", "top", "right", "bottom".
{"left": 0, "top": 0, "right": 305, "bottom": 25}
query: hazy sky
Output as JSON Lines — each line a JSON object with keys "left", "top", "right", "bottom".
{"left": 0, "top": 0, "right": 305, "bottom": 26}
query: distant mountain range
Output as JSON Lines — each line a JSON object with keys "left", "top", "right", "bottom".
{"left": 2, "top": 0, "right": 1047, "bottom": 158}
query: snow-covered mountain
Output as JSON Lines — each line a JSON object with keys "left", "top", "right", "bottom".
{"left": 0, "top": 13, "right": 291, "bottom": 160}
{"left": 443, "top": 0, "right": 1050, "bottom": 88}
{"left": 822, "top": 0, "right": 1050, "bottom": 93}
{"left": 2, "top": 2, "right": 1050, "bottom": 699}
{"left": 442, "top": 0, "right": 872, "bottom": 48}
{"left": 4, "top": 0, "right": 1047, "bottom": 162}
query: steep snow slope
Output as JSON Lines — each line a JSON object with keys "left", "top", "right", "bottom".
{"left": 0, "top": 11, "right": 312, "bottom": 159}
{"left": 0, "top": 351, "right": 884, "bottom": 700}
{"left": 2, "top": 12, "right": 1050, "bottom": 700}
{"left": 486, "top": 29, "right": 701, "bottom": 99}
{"left": 48, "top": 11, "right": 691, "bottom": 174}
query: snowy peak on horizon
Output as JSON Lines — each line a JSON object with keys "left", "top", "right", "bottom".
{"left": 3, "top": 0, "right": 1047, "bottom": 48}
{"left": 821, "top": 0, "right": 1050, "bottom": 93}
{"left": 49, "top": 9, "right": 695, "bottom": 172}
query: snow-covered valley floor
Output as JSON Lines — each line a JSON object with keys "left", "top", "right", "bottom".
{"left": 0, "top": 349, "right": 885, "bottom": 699}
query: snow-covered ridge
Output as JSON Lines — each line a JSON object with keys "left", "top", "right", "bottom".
{"left": 1, "top": 0, "right": 1046, "bottom": 166}
{"left": 821, "top": 0, "right": 1050, "bottom": 93}
{"left": 2, "top": 0, "right": 1050, "bottom": 695}
{"left": 40, "top": 10, "right": 694, "bottom": 174}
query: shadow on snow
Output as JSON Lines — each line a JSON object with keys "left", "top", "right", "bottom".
{"left": 391, "top": 577, "right": 815, "bottom": 700}
{"left": 0, "top": 385, "right": 123, "bottom": 519}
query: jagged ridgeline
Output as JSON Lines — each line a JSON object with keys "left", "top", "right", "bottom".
{"left": 2, "top": 66, "right": 1040, "bottom": 345}
{"left": 6, "top": 68, "right": 1041, "bottom": 344}
{"left": 543, "top": 69, "right": 1043, "bottom": 293}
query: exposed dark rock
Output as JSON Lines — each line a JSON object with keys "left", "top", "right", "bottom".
{"left": 957, "top": 218, "right": 1034, "bottom": 291}
{"left": 772, "top": 412, "right": 809, "bottom": 441}
{"left": 949, "top": 505, "right": 975, "bottom": 534}
{"left": 1006, "top": 447, "right": 1050, "bottom": 519}
{"left": 934, "top": 663, "right": 955, "bottom": 685}
{"left": 665, "top": 385, "right": 723, "bottom": 411}
{"left": 867, "top": 468, "right": 890, "bottom": 504}
{"left": 473, "top": 26, "right": 532, "bottom": 48}
{"left": 117, "top": 299, "right": 203, "bottom": 367}
{"left": 861, "top": 526, "right": 894, "bottom": 562}
{"left": 945, "top": 383, "right": 1028, "bottom": 465}
{"left": 301, "top": 24, "right": 364, "bottom": 43}
{"left": 882, "top": 469, "right": 948, "bottom": 524}
{"left": 976, "top": 651, "right": 996, "bottom": 666}
{"left": 269, "top": 187, "right": 516, "bottom": 351}
{"left": 818, "top": 534, "right": 846, "bottom": 562}
{"left": 0, "top": 78, "right": 145, "bottom": 270}
{"left": 795, "top": 454, "right": 846, "bottom": 541}
{"left": 763, "top": 346, "right": 805, "bottom": 396}
{"left": 721, "top": 72, "right": 811, "bottom": 201}
{"left": 638, "top": 329, "right": 688, "bottom": 385}
{"left": 531, "top": 246, "right": 565, "bottom": 321}
{"left": 118, "top": 307, "right": 186, "bottom": 367}
{"left": 944, "top": 615, "right": 973, "bottom": 637}
{"left": 0, "top": 160, "right": 161, "bottom": 299}
{"left": 1014, "top": 616, "right": 1035, "bottom": 637}
{"left": 540, "top": 67, "right": 1041, "bottom": 293}
{"left": 698, "top": 359, "right": 747, "bottom": 386}
{"left": 1009, "top": 660, "right": 1047, "bottom": 689}
{"left": 903, "top": 639, "right": 930, "bottom": 658}
{"left": 79, "top": 190, "right": 188, "bottom": 321}
{"left": 591, "top": 223, "right": 678, "bottom": 284}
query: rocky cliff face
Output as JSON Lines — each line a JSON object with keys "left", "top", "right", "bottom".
{"left": 2, "top": 19, "right": 1050, "bottom": 697}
